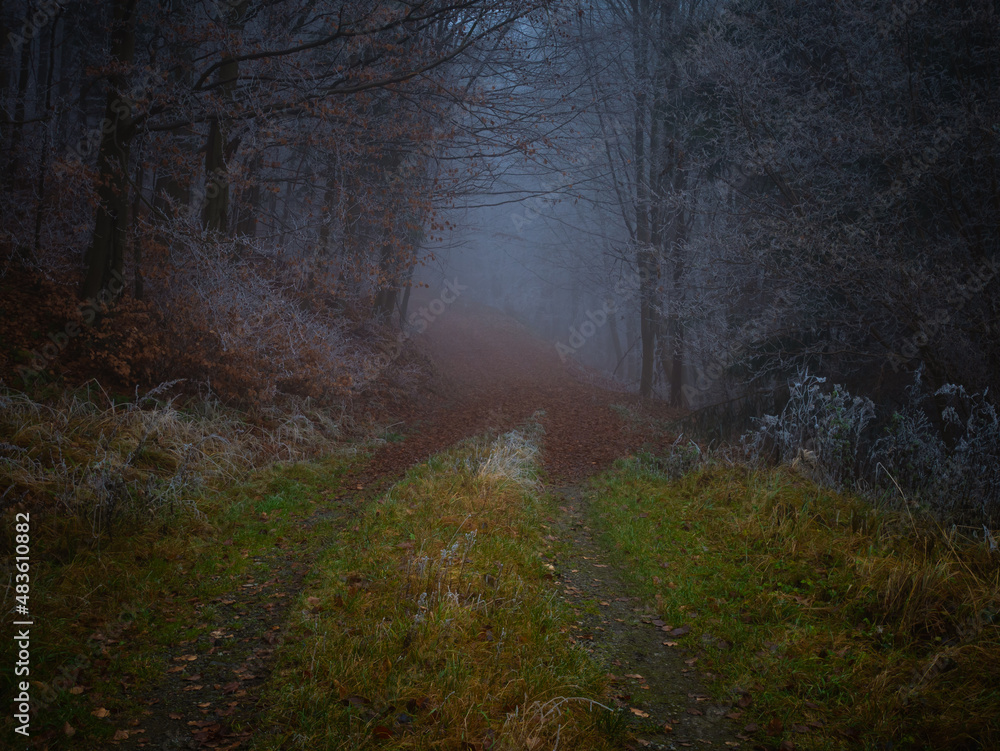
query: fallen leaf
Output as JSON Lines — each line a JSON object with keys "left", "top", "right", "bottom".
{"left": 113, "top": 729, "right": 129, "bottom": 740}
{"left": 69, "top": 686, "right": 84, "bottom": 695}
{"left": 92, "top": 708, "right": 110, "bottom": 719}
{"left": 630, "top": 708, "right": 650, "bottom": 718}
{"left": 63, "top": 722, "right": 76, "bottom": 737}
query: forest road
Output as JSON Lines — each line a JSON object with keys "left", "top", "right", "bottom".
{"left": 364, "top": 303, "right": 742, "bottom": 748}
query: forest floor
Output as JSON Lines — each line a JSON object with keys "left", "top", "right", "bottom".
{"left": 9, "top": 302, "right": 998, "bottom": 751}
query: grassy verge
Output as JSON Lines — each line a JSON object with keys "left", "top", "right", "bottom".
{"left": 589, "top": 455, "right": 1000, "bottom": 750}
{"left": 255, "top": 423, "right": 621, "bottom": 750}
{"left": 2, "top": 457, "right": 358, "bottom": 747}
{"left": 0, "top": 385, "right": 357, "bottom": 747}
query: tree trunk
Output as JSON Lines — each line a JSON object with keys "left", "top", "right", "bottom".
{"left": 31, "top": 15, "right": 60, "bottom": 260}
{"left": 80, "top": 0, "right": 138, "bottom": 301}
{"left": 631, "top": 0, "right": 657, "bottom": 398}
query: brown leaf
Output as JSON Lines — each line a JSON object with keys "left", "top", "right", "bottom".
{"left": 630, "top": 708, "right": 650, "bottom": 718}
{"left": 113, "top": 729, "right": 129, "bottom": 740}
{"left": 92, "top": 708, "right": 110, "bottom": 719}
{"left": 63, "top": 722, "right": 76, "bottom": 737}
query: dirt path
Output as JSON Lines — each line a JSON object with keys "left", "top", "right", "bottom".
{"left": 376, "top": 304, "right": 740, "bottom": 747}
{"left": 110, "top": 303, "right": 732, "bottom": 750}
{"left": 385, "top": 302, "right": 683, "bottom": 482}
{"left": 549, "top": 486, "right": 741, "bottom": 749}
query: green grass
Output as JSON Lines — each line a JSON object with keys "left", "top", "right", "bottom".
{"left": 253, "top": 427, "right": 621, "bottom": 750}
{"left": 588, "top": 456, "right": 1000, "bottom": 750}
{"left": 0, "top": 454, "right": 357, "bottom": 747}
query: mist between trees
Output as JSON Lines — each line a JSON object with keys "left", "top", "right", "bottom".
{"left": 2, "top": 0, "right": 998, "bottom": 518}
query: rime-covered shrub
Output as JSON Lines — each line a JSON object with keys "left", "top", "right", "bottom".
{"left": 873, "top": 375, "right": 1000, "bottom": 522}
{"left": 744, "top": 371, "right": 876, "bottom": 489}
{"left": 745, "top": 369, "right": 1000, "bottom": 524}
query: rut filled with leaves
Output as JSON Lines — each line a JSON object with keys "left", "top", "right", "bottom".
{"left": 548, "top": 485, "right": 744, "bottom": 749}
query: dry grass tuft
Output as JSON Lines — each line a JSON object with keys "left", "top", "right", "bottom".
{"left": 0, "top": 382, "right": 347, "bottom": 547}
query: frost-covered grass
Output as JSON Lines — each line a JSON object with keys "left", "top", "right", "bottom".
{"left": 0, "top": 381, "right": 348, "bottom": 546}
